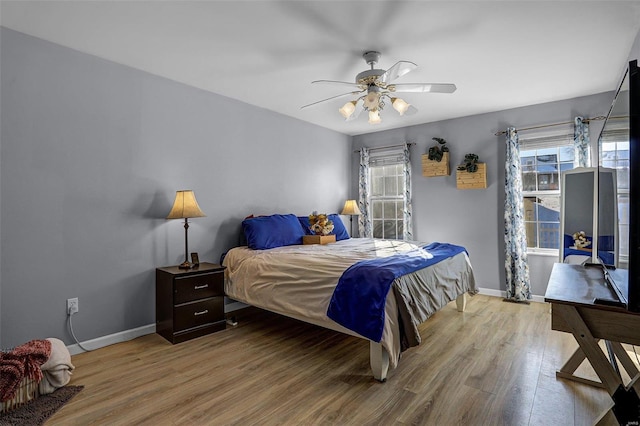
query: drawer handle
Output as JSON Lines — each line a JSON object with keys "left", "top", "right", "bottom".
{"left": 194, "top": 310, "right": 209, "bottom": 316}
{"left": 194, "top": 284, "right": 209, "bottom": 290}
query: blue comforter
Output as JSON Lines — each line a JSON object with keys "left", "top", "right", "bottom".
{"left": 326, "top": 242, "right": 467, "bottom": 342}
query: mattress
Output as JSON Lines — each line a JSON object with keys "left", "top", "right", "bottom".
{"left": 223, "top": 238, "right": 476, "bottom": 368}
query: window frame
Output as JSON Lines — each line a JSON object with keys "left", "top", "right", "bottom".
{"left": 520, "top": 133, "right": 574, "bottom": 254}
{"left": 368, "top": 149, "right": 408, "bottom": 240}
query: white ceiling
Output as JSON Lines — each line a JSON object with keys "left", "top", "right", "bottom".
{"left": 2, "top": 1, "right": 640, "bottom": 136}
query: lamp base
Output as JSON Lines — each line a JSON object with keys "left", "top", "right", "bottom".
{"left": 178, "top": 261, "right": 192, "bottom": 270}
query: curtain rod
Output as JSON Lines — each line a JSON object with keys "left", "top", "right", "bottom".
{"left": 353, "top": 142, "right": 415, "bottom": 154}
{"left": 493, "top": 116, "right": 606, "bottom": 136}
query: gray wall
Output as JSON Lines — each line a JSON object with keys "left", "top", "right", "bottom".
{"left": 0, "top": 28, "right": 351, "bottom": 348}
{"left": 3, "top": 24, "right": 638, "bottom": 349}
{"left": 352, "top": 92, "right": 614, "bottom": 297}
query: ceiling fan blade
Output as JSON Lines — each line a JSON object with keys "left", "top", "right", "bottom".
{"left": 312, "top": 80, "right": 363, "bottom": 90}
{"left": 390, "top": 83, "right": 457, "bottom": 93}
{"left": 380, "top": 61, "right": 417, "bottom": 83}
{"left": 404, "top": 105, "right": 418, "bottom": 116}
{"left": 301, "top": 91, "right": 362, "bottom": 109}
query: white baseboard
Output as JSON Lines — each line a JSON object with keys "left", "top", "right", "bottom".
{"left": 477, "top": 287, "right": 545, "bottom": 303}
{"left": 67, "top": 289, "right": 543, "bottom": 355}
{"left": 67, "top": 323, "right": 156, "bottom": 355}
{"left": 67, "top": 301, "right": 250, "bottom": 355}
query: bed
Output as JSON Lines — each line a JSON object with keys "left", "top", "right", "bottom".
{"left": 223, "top": 214, "right": 477, "bottom": 381}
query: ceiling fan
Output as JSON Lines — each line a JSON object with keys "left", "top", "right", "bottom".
{"left": 301, "top": 51, "right": 456, "bottom": 124}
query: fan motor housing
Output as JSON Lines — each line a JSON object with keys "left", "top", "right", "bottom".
{"left": 356, "top": 69, "right": 386, "bottom": 86}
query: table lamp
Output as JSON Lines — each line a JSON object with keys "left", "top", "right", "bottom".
{"left": 340, "top": 199, "right": 362, "bottom": 237}
{"left": 167, "top": 190, "right": 206, "bottom": 269}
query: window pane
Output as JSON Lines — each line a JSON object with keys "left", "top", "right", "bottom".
{"left": 383, "top": 201, "right": 395, "bottom": 219}
{"left": 538, "top": 172, "right": 559, "bottom": 190}
{"left": 537, "top": 147, "right": 557, "bottom": 157}
{"left": 619, "top": 193, "right": 629, "bottom": 225}
{"left": 523, "top": 173, "right": 537, "bottom": 191}
{"left": 601, "top": 141, "right": 617, "bottom": 154}
{"left": 559, "top": 146, "right": 574, "bottom": 162}
{"left": 523, "top": 194, "right": 560, "bottom": 249}
{"left": 618, "top": 149, "right": 630, "bottom": 160}
{"left": 560, "top": 162, "right": 574, "bottom": 172}
{"left": 537, "top": 163, "right": 557, "bottom": 173}
{"left": 371, "top": 176, "right": 383, "bottom": 196}
{"left": 617, "top": 165, "right": 630, "bottom": 190}
{"left": 619, "top": 224, "right": 629, "bottom": 257}
{"left": 536, "top": 195, "right": 560, "bottom": 222}
{"left": 372, "top": 201, "right": 382, "bottom": 217}
{"left": 384, "top": 176, "right": 396, "bottom": 195}
{"left": 523, "top": 197, "right": 537, "bottom": 221}
{"left": 539, "top": 222, "right": 560, "bottom": 249}
{"left": 397, "top": 221, "right": 404, "bottom": 238}
{"left": 521, "top": 152, "right": 535, "bottom": 166}
{"left": 619, "top": 193, "right": 629, "bottom": 259}
{"left": 373, "top": 220, "right": 383, "bottom": 239}
{"left": 384, "top": 220, "right": 396, "bottom": 239}
{"left": 525, "top": 222, "right": 538, "bottom": 248}
{"left": 394, "top": 175, "right": 404, "bottom": 195}
{"left": 395, "top": 201, "right": 403, "bottom": 219}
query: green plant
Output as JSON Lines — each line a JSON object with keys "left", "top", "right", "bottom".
{"left": 427, "top": 137, "right": 449, "bottom": 162}
{"left": 457, "top": 153, "right": 479, "bottom": 173}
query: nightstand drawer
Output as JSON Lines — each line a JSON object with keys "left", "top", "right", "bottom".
{"left": 174, "top": 272, "right": 223, "bottom": 304}
{"left": 173, "top": 298, "right": 223, "bottom": 332}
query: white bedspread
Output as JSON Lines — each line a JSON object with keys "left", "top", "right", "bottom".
{"left": 223, "top": 238, "right": 476, "bottom": 368}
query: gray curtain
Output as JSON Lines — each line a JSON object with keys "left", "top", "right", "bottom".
{"left": 504, "top": 127, "right": 531, "bottom": 302}
{"left": 358, "top": 147, "right": 372, "bottom": 238}
{"left": 573, "top": 116, "right": 590, "bottom": 167}
{"left": 402, "top": 143, "right": 413, "bottom": 240}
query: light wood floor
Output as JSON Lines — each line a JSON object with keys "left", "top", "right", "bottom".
{"left": 49, "top": 294, "right": 621, "bottom": 425}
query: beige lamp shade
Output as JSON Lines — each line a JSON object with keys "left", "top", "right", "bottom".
{"left": 341, "top": 200, "right": 362, "bottom": 216}
{"left": 166, "top": 190, "right": 206, "bottom": 219}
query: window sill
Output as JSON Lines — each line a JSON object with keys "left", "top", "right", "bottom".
{"left": 527, "top": 249, "right": 559, "bottom": 257}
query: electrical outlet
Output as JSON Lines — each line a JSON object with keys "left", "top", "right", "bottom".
{"left": 67, "top": 297, "right": 79, "bottom": 315}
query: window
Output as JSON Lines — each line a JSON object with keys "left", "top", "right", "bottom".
{"left": 368, "top": 152, "right": 408, "bottom": 239}
{"left": 520, "top": 135, "right": 574, "bottom": 251}
{"left": 600, "top": 132, "right": 630, "bottom": 261}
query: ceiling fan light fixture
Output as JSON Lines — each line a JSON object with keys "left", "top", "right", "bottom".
{"left": 303, "top": 51, "right": 455, "bottom": 126}
{"left": 339, "top": 101, "right": 357, "bottom": 119}
{"left": 368, "top": 109, "right": 382, "bottom": 124}
{"left": 391, "top": 97, "right": 411, "bottom": 116}
{"left": 363, "top": 92, "right": 380, "bottom": 110}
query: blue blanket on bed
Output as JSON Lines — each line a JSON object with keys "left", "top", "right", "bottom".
{"left": 326, "top": 242, "right": 466, "bottom": 342}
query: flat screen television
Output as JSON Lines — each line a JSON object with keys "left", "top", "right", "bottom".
{"left": 597, "top": 59, "right": 640, "bottom": 312}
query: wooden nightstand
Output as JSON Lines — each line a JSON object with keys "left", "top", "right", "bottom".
{"left": 156, "top": 262, "right": 226, "bottom": 344}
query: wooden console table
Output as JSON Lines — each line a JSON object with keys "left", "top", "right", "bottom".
{"left": 545, "top": 263, "right": 640, "bottom": 424}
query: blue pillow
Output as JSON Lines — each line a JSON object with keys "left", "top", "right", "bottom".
{"left": 298, "top": 216, "right": 312, "bottom": 235}
{"left": 328, "top": 214, "right": 350, "bottom": 241}
{"left": 242, "top": 214, "right": 306, "bottom": 250}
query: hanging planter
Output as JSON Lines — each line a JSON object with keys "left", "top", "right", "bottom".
{"left": 422, "top": 137, "right": 451, "bottom": 177}
{"left": 456, "top": 154, "right": 487, "bottom": 189}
